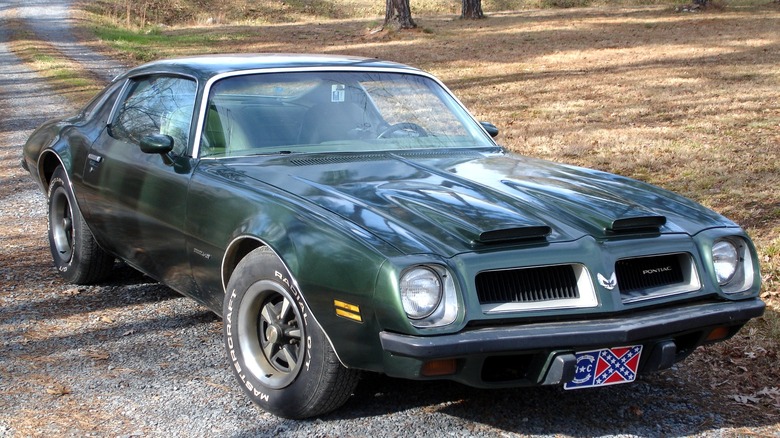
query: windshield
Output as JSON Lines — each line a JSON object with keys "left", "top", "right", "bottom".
{"left": 199, "top": 71, "right": 494, "bottom": 157}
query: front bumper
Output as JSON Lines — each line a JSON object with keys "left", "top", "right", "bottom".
{"left": 379, "top": 298, "right": 765, "bottom": 388}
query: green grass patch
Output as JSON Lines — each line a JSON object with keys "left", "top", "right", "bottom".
{"left": 90, "top": 23, "right": 252, "bottom": 62}
{"left": 7, "top": 20, "right": 103, "bottom": 108}
{"left": 32, "top": 53, "right": 57, "bottom": 63}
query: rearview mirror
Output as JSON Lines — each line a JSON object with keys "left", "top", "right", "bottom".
{"left": 480, "top": 121, "right": 499, "bottom": 138}
{"left": 140, "top": 134, "right": 174, "bottom": 155}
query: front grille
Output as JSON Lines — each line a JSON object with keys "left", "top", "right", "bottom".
{"left": 616, "top": 253, "right": 691, "bottom": 302}
{"left": 476, "top": 264, "right": 579, "bottom": 304}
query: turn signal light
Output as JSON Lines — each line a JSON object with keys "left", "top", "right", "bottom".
{"left": 421, "top": 359, "right": 457, "bottom": 377}
{"left": 706, "top": 326, "right": 731, "bottom": 342}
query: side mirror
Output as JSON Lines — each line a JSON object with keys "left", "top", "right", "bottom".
{"left": 140, "top": 134, "right": 174, "bottom": 154}
{"left": 480, "top": 121, "right": 499, "bottom": 138}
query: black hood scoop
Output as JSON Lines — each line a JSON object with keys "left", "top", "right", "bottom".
{"left": 608, "top": 215, "right": 667, "bottom": 233}
{"left": 476, "top": 225, "right": 552, "bottom": 244}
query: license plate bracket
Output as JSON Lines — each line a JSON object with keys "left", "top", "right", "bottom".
{"left": 564, "top": 345, "right": 643, "bottom": 390}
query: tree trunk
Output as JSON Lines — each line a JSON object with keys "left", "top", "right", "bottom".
{"left": 385, "top": 0, "right": 416, "bottom": 29}
{"left": 461, "top": 0, "right": 484, "bottom": 19}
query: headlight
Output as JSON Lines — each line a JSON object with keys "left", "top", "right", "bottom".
{"left": 712, "top": 240, "right": 739, "bottom": 285}
{"left": 400, "top": 267, "right": 442, "bottom": 319}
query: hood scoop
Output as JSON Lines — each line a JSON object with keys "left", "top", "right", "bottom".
{"left": 377, "top": 184, "right": 554, "bottom": 248}
{"left": 609, "top": 215, "right": 667, "bottom": 233}
{"left": 477, "top": 225, "right": 552, "bottom": 244}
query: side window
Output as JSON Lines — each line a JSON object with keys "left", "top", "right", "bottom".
{"left": 83, "top": 80, "right": 124, "bottom": 122}
{"left": 111, "top": 75, "right": 197, "bottom": 155}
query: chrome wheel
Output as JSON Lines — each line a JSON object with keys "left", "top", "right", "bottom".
{"left": 49, "top": 186, "right": 74, "bottom": 263}
{"left": 237, "top": 279, "right": 304, "bottom": 389}
{"left": 224, "top": 247, "right": 359, "bottom": 418}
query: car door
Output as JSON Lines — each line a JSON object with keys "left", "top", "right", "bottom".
{"left": 81, "top": 74, "right": 198, "bottom": 291}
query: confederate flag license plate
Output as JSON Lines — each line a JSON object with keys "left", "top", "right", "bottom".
{"left": 564, "top": 345, "right": 643, "bottom": 390}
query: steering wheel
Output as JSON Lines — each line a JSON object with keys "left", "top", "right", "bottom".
{"left": 377, "top": 122, "right": 428, "bottom": 139}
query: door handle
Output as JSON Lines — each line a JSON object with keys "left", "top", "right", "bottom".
{"left": 88, "top": 153, "right": 103, "bottom": 163}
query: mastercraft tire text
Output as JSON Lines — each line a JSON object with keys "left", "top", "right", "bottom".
{"left": 223, "top": 247, "right": 359, "bottom": 419}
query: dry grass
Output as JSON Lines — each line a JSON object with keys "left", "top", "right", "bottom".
{"left": 7, "top": 1, "right": 779, "bottom": 426}
{"left": 5, "top": 16, "right": 104, "bottom": 106}
{"left": 83, "top": 5, "right": 780, "bottom": 301}
{"left": 85, "top": 0, "right": 765, "bottom": 27}
{"left": 78, "top": 5, "right": 780, "bottom": 416}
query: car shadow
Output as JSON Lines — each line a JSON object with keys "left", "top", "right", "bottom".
{"left": 0, "top": 261, "right": 185, "bottom": 324}
{"left": 310, "top": 344, "right": 778, "bottom": 436}
{"left": 1, "top": 258, "right": 221, "bottom": 358}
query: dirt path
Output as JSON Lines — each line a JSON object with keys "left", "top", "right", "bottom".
{"left": 0, "top": 1, "right": 778, "bottom": 436}
{"left": 11, "top": 0, "right": 125, "bottom": 82}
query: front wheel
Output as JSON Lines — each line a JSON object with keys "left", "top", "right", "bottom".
{"left": 47, "top": 166, "right": 114, "bottom": 284}
{"left": 223, "top": 247, "right": 359, "bottom": 418}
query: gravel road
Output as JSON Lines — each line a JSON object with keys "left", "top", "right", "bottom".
{"left": 0, "top": 1, "right": 777, "bottom": 436}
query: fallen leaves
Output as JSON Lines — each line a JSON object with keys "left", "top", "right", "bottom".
{"left": 85, "top": 350, "right": 110, "bottom": 361}
{"left": 683, "top": 313, "right": 780, "bottom": 421}
{"left": 732, "top": 387, "right": 780, "bottom": 409}
{"left": 98, "top": 315, "right": 115, "bottom": 323}
{"left": 62, "top": 287, "right": 84, "bottom": 296}
{"left": 204, "top": 380, "right": 233, "bottom": 393}
{"left": 45, "top": 384, "right": 72, "bottom": 397}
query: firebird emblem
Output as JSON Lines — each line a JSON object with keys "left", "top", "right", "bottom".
{"left": 598, "top": 272, "right": 617, "bottom": 290}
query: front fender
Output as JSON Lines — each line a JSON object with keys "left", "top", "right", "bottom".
{"left": 187, "top": 162, "right": 401, "bottom": 370}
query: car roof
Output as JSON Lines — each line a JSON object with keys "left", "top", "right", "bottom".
{"left": 121, "top": 53, "right": 421, "bottom": 81}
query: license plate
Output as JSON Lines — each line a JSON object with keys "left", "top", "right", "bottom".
{"left": 564, "top": 345, "right": 643, "bottom": 390}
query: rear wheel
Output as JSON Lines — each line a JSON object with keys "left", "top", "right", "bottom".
{"left": 47, "top": 166, "right": 114, "bottom": 284}
{"left": 223, "top": 247, "right": 359, "bottom": 419}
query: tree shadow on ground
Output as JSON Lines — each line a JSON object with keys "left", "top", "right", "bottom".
{"left": 0, "top": 262, "right": 185, "bottom": 321}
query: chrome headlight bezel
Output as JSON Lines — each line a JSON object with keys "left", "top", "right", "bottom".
{"left": 711, "top": 237, "right": 754, "bottom": 294}
{"left": 399, "top": 265, "right": 459, "bottom": 328}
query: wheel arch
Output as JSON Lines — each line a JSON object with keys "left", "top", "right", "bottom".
{"left": 222, "top": 239, "right": 349, "bottom": 367}
{"left": 216, "top": 206, "right": 397, "bottom": 374}
{"left": 221, "top": 242, "right": 361, "bottom": 417}
{"left": 38, "top": 150, "right": 67, "bottom": 189}
{"left": 221, "top": 235, "right": 266, "bottom": 291}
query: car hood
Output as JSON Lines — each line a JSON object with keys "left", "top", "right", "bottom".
{"left": 227, "top": 149, "right": 735, "bottom": 256}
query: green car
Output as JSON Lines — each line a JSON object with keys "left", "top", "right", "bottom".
{"left": 22, "top": 54, "right": 764, "bottom": 419}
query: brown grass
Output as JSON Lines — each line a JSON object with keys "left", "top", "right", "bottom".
{"left": 5, "top": 16, "right": 104, "bottom": 107}
{"left": 85, "top": 0, "right": 766, "bottom": 27}
{"left": 6, "top": 2, "right": 779, "bottom": 426}
{"left": 82, "top": 5, "right": 780, "bottom": 301}
{"left": 79, "top": 6, "right": 780, "bottom": 416}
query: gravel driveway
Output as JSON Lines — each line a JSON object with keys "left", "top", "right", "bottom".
{"left": 0, "top": 1, "right": 777, "bottom": 436}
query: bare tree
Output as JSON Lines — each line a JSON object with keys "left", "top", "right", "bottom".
{"left": 385, "top": 0, "right": 416, "bottom": 29}
{"left": 461, "top": 0, "right": 484, "bottom": 19}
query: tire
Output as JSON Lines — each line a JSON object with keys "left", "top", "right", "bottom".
{"left": 223, "top": 247, "right": 360, "bottom": 419}
{"left": 47, "top": 166, "right": 114, "bottom": 284}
